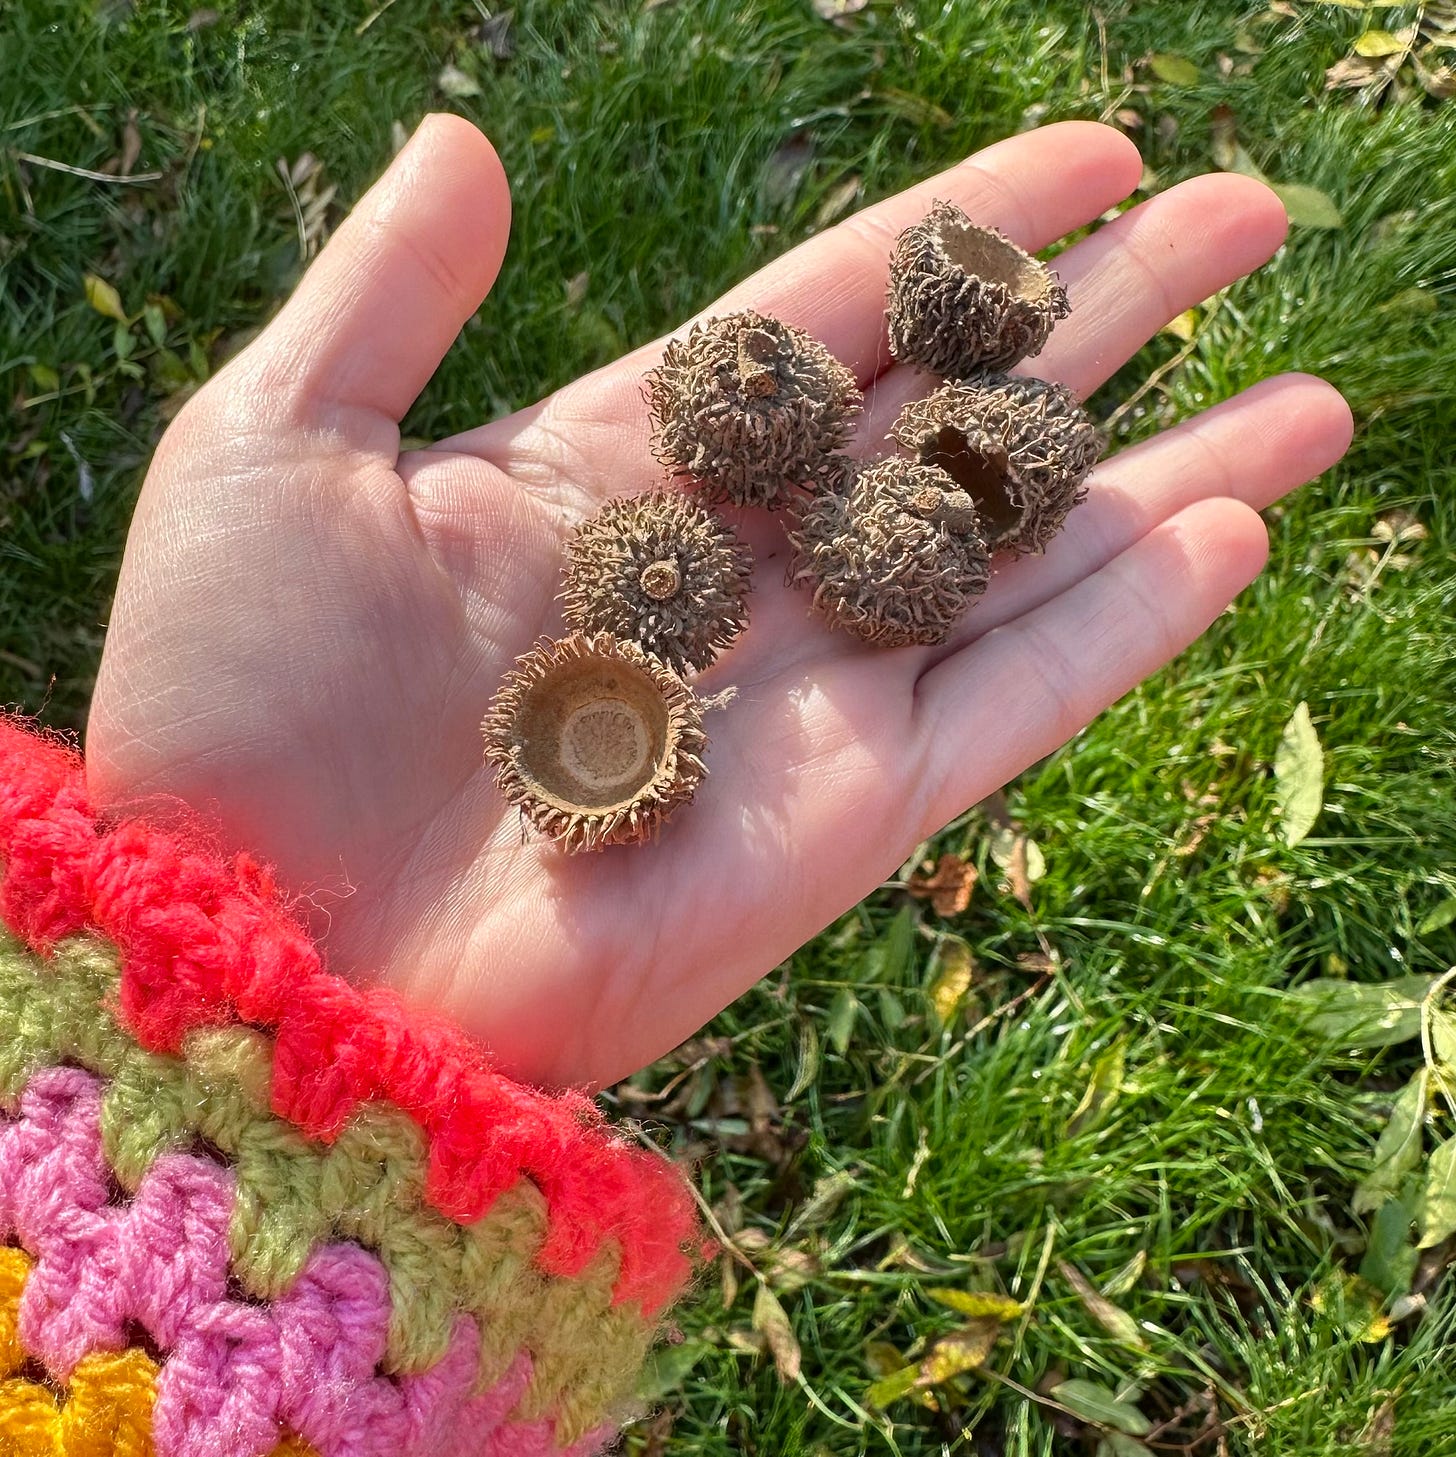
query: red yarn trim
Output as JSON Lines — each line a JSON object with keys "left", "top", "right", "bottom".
{"left": 0, "top": 719, "right": 695, "bottom": 1314}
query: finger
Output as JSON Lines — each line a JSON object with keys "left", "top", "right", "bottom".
{"left": 241, "top": 114, "right": 511, "bottom": 426}
{"left": 927, "top": 372, "right": 1351, "bottom": 648}
{"left": 857, "top": 170, "right": 1291, "bottom": 441}
{"left": 911, "top": 497, "right": 1269, "bottom": 834}
{"left": 434, "top": 121, "right": 1141, "bottom": 465}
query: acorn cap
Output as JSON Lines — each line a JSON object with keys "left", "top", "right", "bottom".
{"left": 483, "top": 633, "right": 707, "bottom": 852}
{"left": 561, "top": 490, "right": 753, "bottom": 675}
{"left": 787, "top": 457, "right": 991, "bottom": 647}
{"left": 646, "top": 309, "right": 862, "bottom": 508}
{"left": 890, "top": 374, "right": 1102, "bottom": 555}
{"left": 887, "top": 201, "right": 1070, "bottom": 378}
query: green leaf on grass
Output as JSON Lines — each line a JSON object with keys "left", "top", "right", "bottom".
{"left": 84, "top": 273, "right": 127, "bottom": 323}
{"left": 826, "top": 988, "right": 858, "bottom": 1055}
{"left": 1065, "top": 1041, "right": 1126, "bottom": 1139}
{"left": 925, "top": 1288, "right": 1024, "bottom": 1319}
{"left": 1270, "top": 182, "right": 1344, "bottom": 230}
{"left": 1289, "top": 974, "right": 1433, "bottom": 1048}
{"left": 865, "top": 1362, "right": 920, "bottom": 1408}
{"left": 1150, "top": 53, "right": 1199, "bottom": 85}
{"left": 1354, "top": 1070, "right": 1428, "bottom": 1215}
{"left": 1418, "top": 1135, "right": 1456, "bottom": 1248}
{"left": 1360, "top": 1193, "right": 1418, "bottom": 1297}
{"left": 1051, "top": 1379, "right": 1153, "bottom": 1435}
{"left": 1274, "top": 702, "right": 1324, "bottom": 844}
{"left": 638, "top": 1340, "right": 712, "bottom": 1401}
{"left": 1418, "top": 900, "right": 1456, "bottom": 936}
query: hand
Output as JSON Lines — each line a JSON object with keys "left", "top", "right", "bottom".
{"left": 87, "top": 115, "right": 1352, "bottom": 1089}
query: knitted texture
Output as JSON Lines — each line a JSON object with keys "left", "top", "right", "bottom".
{"left": 0, "top": 720, "right": 701, "bottom": 1454}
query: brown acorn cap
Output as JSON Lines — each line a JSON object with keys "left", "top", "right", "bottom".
{"left": 890, "top": 375, "right": 1102, "bottom": 555}
{"left": 787, "top": 457, "right": 991, "bottom": 647}
{"left": 561, "top": 490, "right": 753, "bottom": 675}
{"left": 646, "top": 309, "right": 862, "bottom": 508}
{"left": 887, "top": 201, "right": 1070, "bottom": 378}
{"left": 482, "top": 633, "right": 707, "bottom": 853}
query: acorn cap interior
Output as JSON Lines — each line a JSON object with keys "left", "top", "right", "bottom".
{"left": 514, "top": 656, "right": 672, "bottom": 812}
{"left": 935, "top": 216, "right": 1050, "bottom": 303}
{"left": 917, "top": 424, "right": 1021, "bottom": 542}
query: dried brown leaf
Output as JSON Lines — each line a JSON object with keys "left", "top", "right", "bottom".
{"left": 119, "top": 111, "right": 142, "bottom": 177}
{"left": 908, "top": 853, "right": 978, "bottom": 917}
{"left": 752, "top": 1283, "right": 801, "bottom": 1381}
{"left": 812, "top": 0, "right": 869, "bottom": 18}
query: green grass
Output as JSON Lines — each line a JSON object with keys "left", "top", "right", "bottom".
{"left": 4, "top": 1, "right": 1456, "bottom": 1453}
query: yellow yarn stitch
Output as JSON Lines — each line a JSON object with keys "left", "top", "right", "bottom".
{"left": 0, "top": 1246, "right": 319, "bottom": 1456}
{"left": 0, "top": 936, "right": 652, "bottom": 1440}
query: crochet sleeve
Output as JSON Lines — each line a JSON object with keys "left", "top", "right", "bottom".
{"left": 0, "top": 719, "right": 701, "bottom": 1456}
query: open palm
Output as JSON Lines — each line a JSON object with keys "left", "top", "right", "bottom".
{"left": 87, "top": 116, "right": 1351, "bottom": 1089}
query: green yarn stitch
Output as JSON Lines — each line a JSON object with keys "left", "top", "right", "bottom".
{"left": 0, "top": 932, "right": 650, "bottom": 1437}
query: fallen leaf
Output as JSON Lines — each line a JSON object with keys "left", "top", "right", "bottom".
{"left": 826, "top": 988, "right": 857, "bottom": 1054}
{"left": 927, "top": 938, "right": 976, "bottom": 1023}
{"left": 1273, "top": 702, "right": 1324, "bottom": 846}
{"left": 186, "top": 7, "right": 220, "bottom": 29}
{"left": 119, "top": 111, "right": 142, "bottom": 176}
{"left": 565, "top": 270, "right": 590, "bottom": 308}
{"left": 476, "top": 10, "right": 516, "bottom": 60}
{"left": 1325, "top": 53, "right": 1396, "bottom": 89}
{"left": 1354, "top": 27, "right": 1410, "bottom": 56}
{"left": 1289, "top": 974, "right": 1433, "bottom": 1048}
{"left": 84, "top": 274, "right": 127, "bottom": 324}
{"left": 812, "top": 0, "right": 869, "bottom": 18}
{"left": 1310, "top": 1271, "right": 1391, "bottom": 1341}
{"left": 865, "top": 1362, "right": 922, "bottom": 1408}
{"left": 787, "top": 1169, "right": 855, "bottom": 1236}
{"left": 1101, "top": 1250, "right": 1148, "bottom": 1300}
{"left": 762, "top": 131, "right": 814, "bottom": 209}
{"left": 918, "top": 1319, "right": 1001, "bottom": 1384}
{"left": 909, "top": 853, "right": 978, "bottom": 916}
{"left": 638, "top": 1339, "right": 712, "bottom": 1401}
{"left": 1149, "top": 53, "right": 1200, "bottom": 85}
{"left": 752, "top": 1283, "right": 801, "bottom": 1381}
{"left": 814, "top": 173, "right": 861, "bottom": 228}
{"left": 1057, "top": 1260, "right": 1146, "bottom": 1347}
{"left": 437, "top": 63, "right": 482, "bottom": 98}
{"left": 1270, "top": 182, "right": 1343, "bottom": 230}
{"left": 1354, "top": 1071, "right": 1428, "bottom": 1215}
{"left": 1373, "top": 509, "right": 1429, "bottom": 546}
{"left": 765, "top": 1246, "right": 821, "bottom": 1295}
{"left": 1051, "top": 1378, "right": 1153, "bottom": 1436}
{"left": 1161, "top": 308, "right": 1198, "bottom": 342}
{"left": 925, "top": 1288, "right": 1024, "bottom": 1319}
{"left": 1418, "top": 1135, "right": 1456, "bottom": 1247}
{"left": 1065, "top": 1041, "right": 1126, "bottom": 1139}
{"left": 1360, "top": 1193, "right": 1419, "bottom": 1296}
{"left": 1358, "top": 1399, "right": 1397, "bottom": 1457}
{"left": 989, "top": 826, "right": 1045, "bottom": 909}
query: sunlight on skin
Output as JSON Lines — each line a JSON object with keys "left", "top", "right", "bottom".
{"left": 87, "top": 115, "right": 1353, "bottom": 1089}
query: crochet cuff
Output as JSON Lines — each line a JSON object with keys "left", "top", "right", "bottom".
{"left": 0, "top": 719, "right": 699, "bottom": 1456}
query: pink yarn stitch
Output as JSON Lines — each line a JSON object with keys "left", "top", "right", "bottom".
{"left": 0, "top": 1067, "right": 605, "bottom": 1457}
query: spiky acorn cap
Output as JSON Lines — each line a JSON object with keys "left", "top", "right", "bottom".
{"left": 887, "top": 201, "right": 1070, "bottom": 378}
{"left": 787, "top": 458, "right": 992, "bottom": 647}
{"left": 646, "top": 309, "right": 862, "bottom": 508}
{"left": 561, "top": 491, "right": 753, "bottom": 675}
{"left": 483, "top": 632, "right": 707, "bottom": 853}
{"left": 890, "top": 374, "right": 1102, "bottom": 556}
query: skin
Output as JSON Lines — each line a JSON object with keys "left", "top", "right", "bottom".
{"left": 87, "top": 115, "right": 1354, "bottom": 1090}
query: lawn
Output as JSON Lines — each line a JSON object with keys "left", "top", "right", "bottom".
{"left": 3, "top": 1, "right": 1456, "bottom": 1453}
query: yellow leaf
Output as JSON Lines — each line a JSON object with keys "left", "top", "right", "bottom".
{"left": 1161, "top": 309, "right": 1198, "bottom": 342}
{"left": 925, "top": 1288, "right": 1024, "bottom": 1319}
{"left": 928, "top": 940, "right": 976, "bottom": 1024}
{"left": 84, "top": 274, "right": 127, "bottom": 324}
{"left": 917, "top": 1318, "right": 1001, "bottom": 1384}
{"left": 1354, "top": 28, "right": 1407, "bottom": 55}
